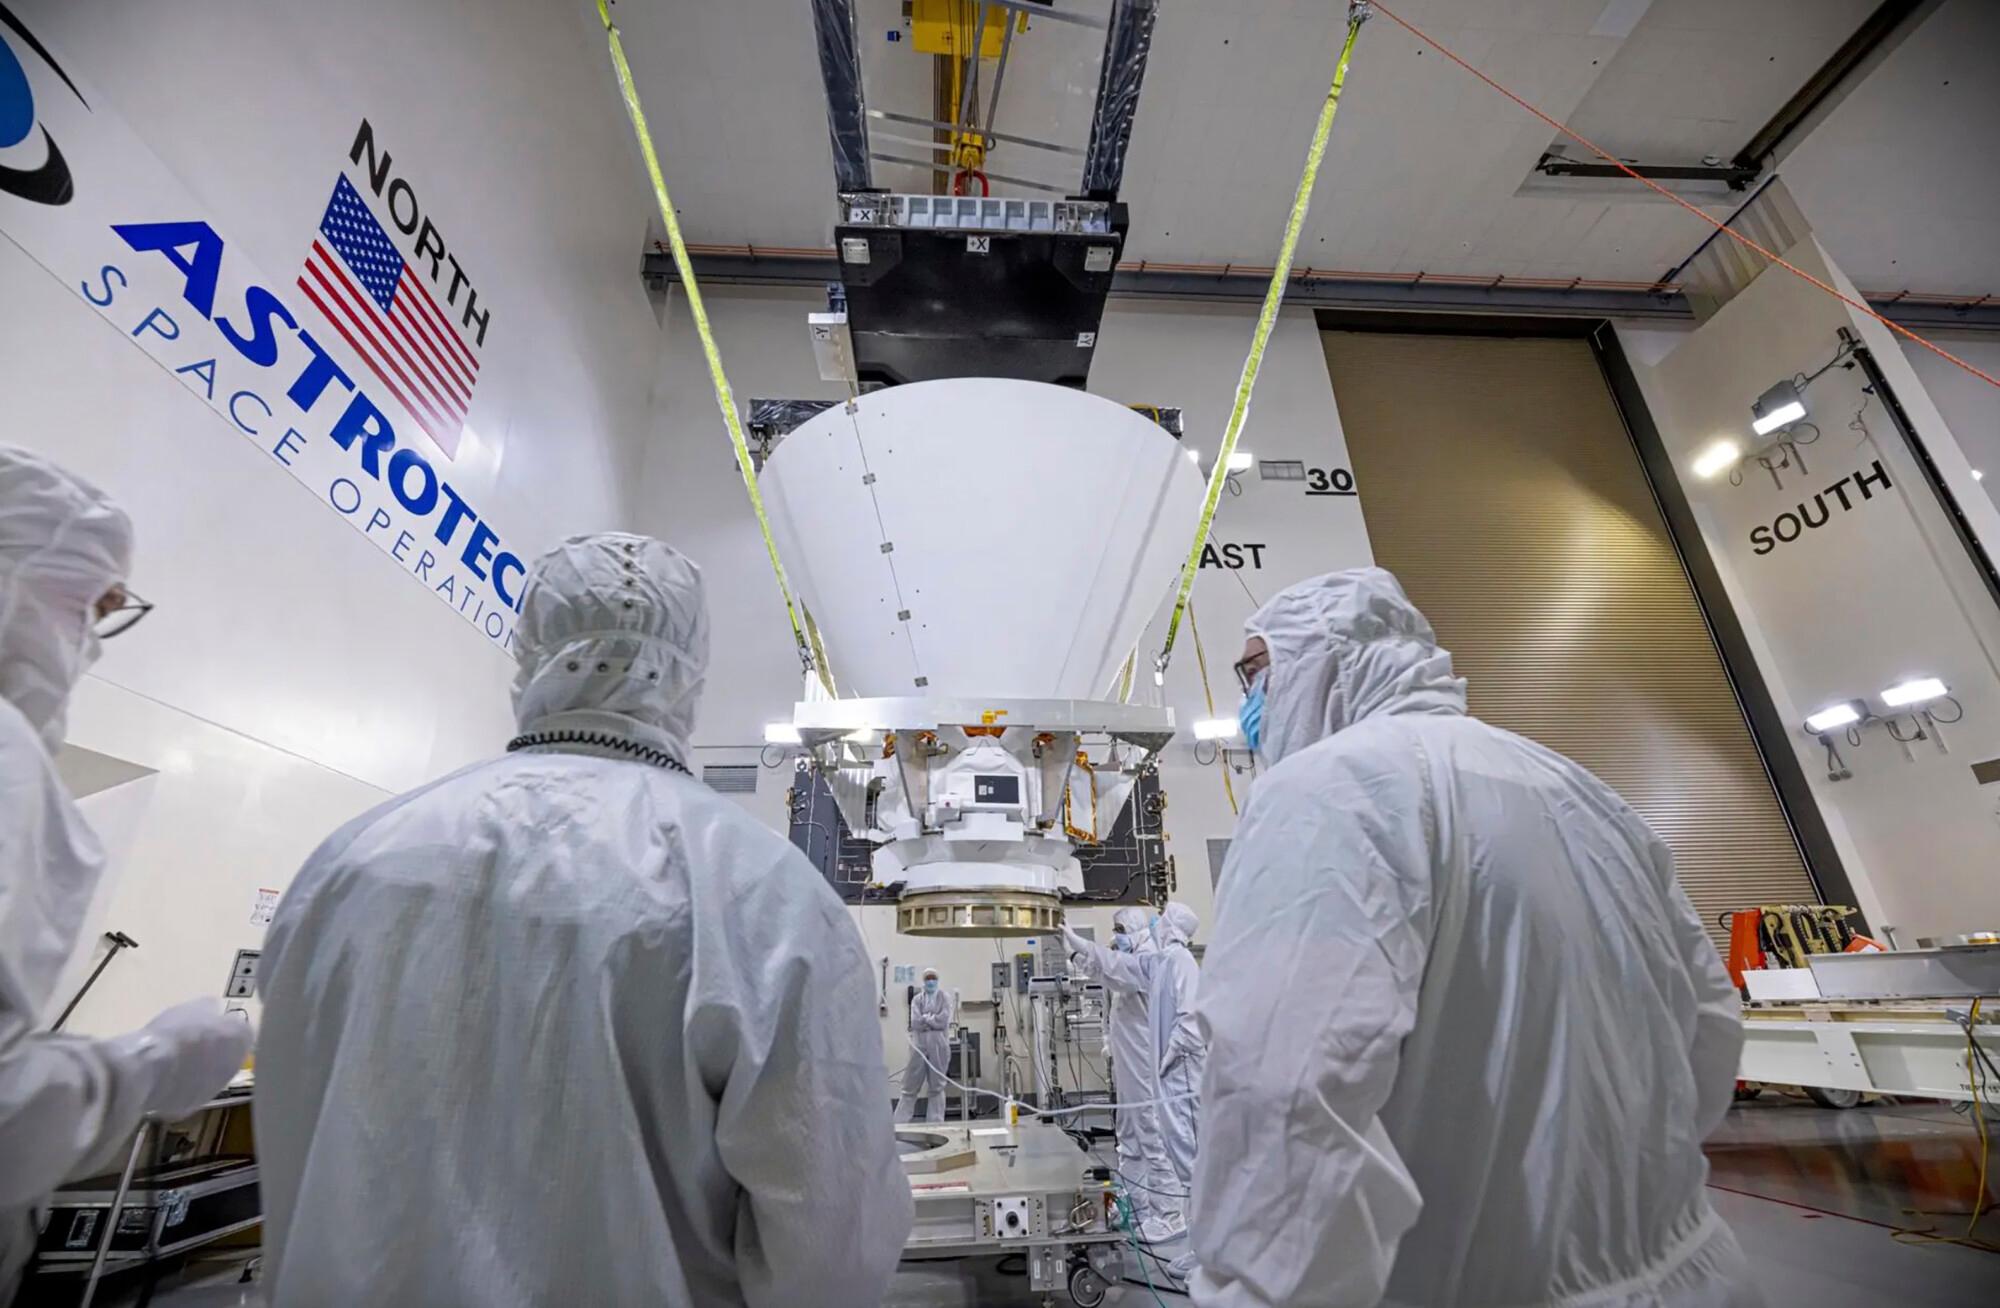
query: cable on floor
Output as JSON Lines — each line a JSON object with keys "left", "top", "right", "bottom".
{"left": 1889, "top": 997, "right": 1998, "bottom": 1253}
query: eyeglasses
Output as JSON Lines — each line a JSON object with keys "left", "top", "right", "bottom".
{"left": 1233, "top": 650, "right": 1270, "bottom": 695}
{"left": 93, "top": 587, "right": 154, "bottom": 639}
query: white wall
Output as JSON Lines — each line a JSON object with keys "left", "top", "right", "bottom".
{"left": 1633, "top": 238, "right": 2000, "bottom": 938}
{"left": 1901, "top": 332, "right": 2000, "bottom": 509}
{"left": 640, "top": 290, "right": 1371, "bottom": 1087}
{"left": 5, "top": 0, "right": 665, "bottom": 1034}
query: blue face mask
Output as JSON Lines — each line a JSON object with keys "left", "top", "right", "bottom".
{"left": 1239, "top": 678, "right": 1267, "bottom": 754}
{"left": 1112, "top": 932, "right": 1132, "bottom": 952}
{"left": 923, "top": 978, "right": 938, "bottom": 993}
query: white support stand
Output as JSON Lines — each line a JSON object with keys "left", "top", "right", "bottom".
{"left": 1740, "top": 1002, "right": 1999, "bottom": 1100}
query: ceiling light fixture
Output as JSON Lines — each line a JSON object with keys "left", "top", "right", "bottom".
{"left": 1880, "top": 677, "right": 1947, "bottom": 709}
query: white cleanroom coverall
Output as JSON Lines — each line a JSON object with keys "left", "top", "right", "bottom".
{"left": 256, "top": 534, "right": 913, "bottom": 1308}
{"left": 1064, "top": 907, "right": 1174, "bottom": 1224}
{"left": 1192, "top": 567, "right": 1759, "bottom": 1308}
{"left": 1149, "top": 902, "right": 1205, "bottom": 1202}
{"left": 896, "top": 976, "right": 955, "bottom": 1123}
{"left": 0, "top": 447, "right": 250, "bottom": 1292}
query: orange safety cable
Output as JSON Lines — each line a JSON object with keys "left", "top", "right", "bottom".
{"left": 1367, "top": 0, "right": 2000, "bottom": 394}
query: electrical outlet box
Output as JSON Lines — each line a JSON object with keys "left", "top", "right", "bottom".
{"left": 990, "top": 961, "right": 1011, "bottom": 994}
{"left": 224, "top": 949, "right": 260, "bottom": 999}
{"left": 1014, "top": 953, "right": 1033, "bottom": 993}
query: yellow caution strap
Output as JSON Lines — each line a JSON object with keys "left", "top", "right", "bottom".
{"left": 1155, "top": 6, "right": 1369, "bottom": 678}
{"left": 596, "top": 0, "right": 831, "bottom": 695}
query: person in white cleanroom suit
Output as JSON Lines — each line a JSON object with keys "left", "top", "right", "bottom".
{"left": 0, "top": 447, "right": 252, "bottom": 1294}
{"left": 255, "top": 534, "right": 912, "bottom": 1308}
{"left": 1190, "top": 568, "right": 1759, "bottom": 1308}
{"left": 1062, "top": 907, "right": 1175, "bottom": 1232}
{"left": 1148, "top": 902, "right": 1205, "bottom": 1224}
{"left": 895, "top": 966, "right": 954, "bottom": 1123}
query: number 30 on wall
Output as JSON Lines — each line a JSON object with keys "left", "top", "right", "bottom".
{"left": 1305, "top": 467, "right": 1356, "bottom": 497}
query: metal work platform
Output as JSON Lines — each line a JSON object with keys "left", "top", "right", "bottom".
{"left": 900, "top": 1121, "right": 1128, "bottom": 1305}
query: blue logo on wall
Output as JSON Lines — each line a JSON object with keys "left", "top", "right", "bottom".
{"left": 0, "top": 2, "right": 88, "bottom": 206}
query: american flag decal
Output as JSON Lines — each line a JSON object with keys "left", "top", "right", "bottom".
{"left": 298, "top": 175, "right": 479, "bottom": 458}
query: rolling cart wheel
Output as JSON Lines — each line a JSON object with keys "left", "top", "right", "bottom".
{"left": 1068, "top": 1263, "right": 1108, "bottom": 1307}
{"left": 1804, "top": 1085, "right": 1862, "bottom": 1110}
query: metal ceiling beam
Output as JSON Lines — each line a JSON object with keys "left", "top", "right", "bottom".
{"left": 1867, "top": 296, "right": 2000, "bottom": 333}
{"left": 1536, "top": 154, "right": 1760, "bottom": 191}
{"left": 1733, "top": 0, "right": 1939, "bottom": 173}
{"left": 1106, "top": 266, "right": 1694, "bottom": 320}
{"left": 641, "top": 249, "right": 2000, "bottom": 331}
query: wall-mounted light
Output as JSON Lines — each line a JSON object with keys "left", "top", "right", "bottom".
{"left": 1692, "top": 439, "right": 1743, "bottom": 480}
{"left": 1225, "top": 450, "right": 1254, "bottom": 473}
{"left": 1880, "top": 677, "right": 1947, "bottom": 709}
{"left": 1876, "top": 677, "right": 1958, "bottom": 762}
{"left": 1798, "top": 678, "right": 1963, "bottom": 781}
{"left": 1751, "top": 378, "right": 1807, "bottom": 437}
{"left": 1801, "top": 700, "right": 1866, "bottom": 783}
{"left": 1191, "top": 718, "right": 1240, "bottom": 741}
{"left": 763, "top": 722, "right": 802, "bottom": 745}
{"left": 1803, "top": 701, "right": 1864, "bottom": 734}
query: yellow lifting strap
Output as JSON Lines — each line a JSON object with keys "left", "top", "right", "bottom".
{"left": 595, "top": 0, "right": 832, "bottom": 696}
{"left": 1154, "top": 4, "right": 1370, "bottom": 681}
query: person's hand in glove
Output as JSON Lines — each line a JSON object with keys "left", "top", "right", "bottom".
{"left": 109, "top": 997, "right": 253, "bottom": 1120}
{"left": 2, "top": 998, "right": 255, "bottom": 1212}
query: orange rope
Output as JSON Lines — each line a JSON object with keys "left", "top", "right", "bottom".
{"left": 1368, "top": 0, "right": 2000, "bottom": 393}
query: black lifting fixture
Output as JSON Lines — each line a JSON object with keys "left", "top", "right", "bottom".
{"left": 806, "top": 0, "right": 1160, "bottom": 389}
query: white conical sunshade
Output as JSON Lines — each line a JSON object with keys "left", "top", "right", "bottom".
{"left": 760, "top": 379, "right": 1206, "bottom": 701}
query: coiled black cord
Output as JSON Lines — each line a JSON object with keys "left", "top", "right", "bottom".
{"left": 506, "top": 729, "right": 690, "bottom": 775}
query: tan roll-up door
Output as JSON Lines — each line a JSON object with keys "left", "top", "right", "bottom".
{"left": 1323, "top": 331, "right": 1815, "bottom": 945}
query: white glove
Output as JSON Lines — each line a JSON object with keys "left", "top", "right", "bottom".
{"left": 1061, "top": 923, "right": 1089, "bottom": 956}
{"left": 110, "top": 998, "right": 253, "bottom": 1121}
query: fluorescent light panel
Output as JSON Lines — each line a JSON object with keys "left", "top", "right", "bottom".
{"left": 1751, "top": 400, "right": 1806, "bottom": 437}
{"left": 1191, "top": 718, "right": 1239, "bottom": 741}
{"left": 763, "top": 722, "right": 802, "bottom": 745}
{"left": 1881, "top": 677, "right": 1946, "bottom": 708}
{"left": 1804, "top": 703, "right": 1861, "bottom": 734}
{"left": 1751, "top": 378, "right": 1807, "bottom": 437}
